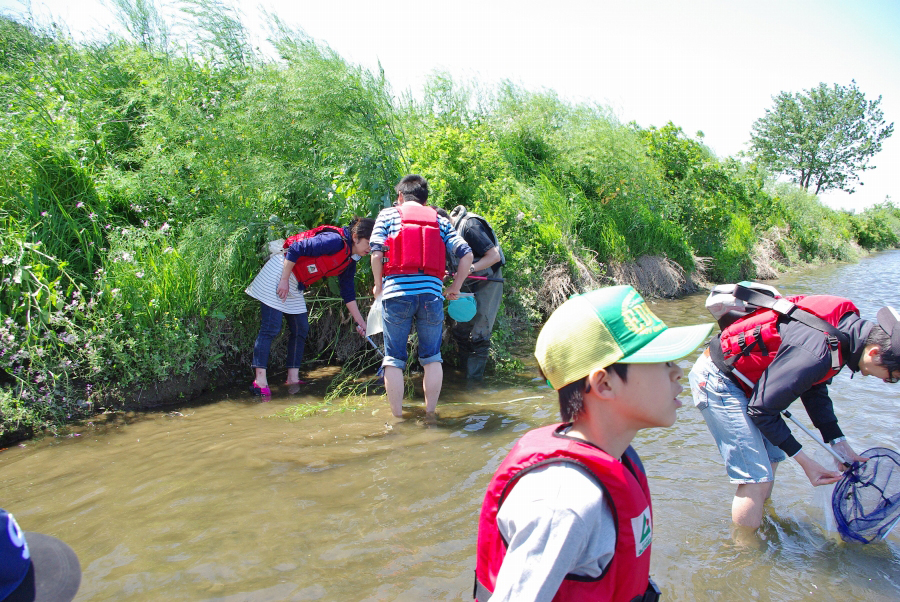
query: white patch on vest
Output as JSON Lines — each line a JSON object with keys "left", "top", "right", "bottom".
{"left": 306, "top": 264, "right": 318, "bottom": 274}
{"left": 631, "top": 507, "right": 652, "bottom": 556}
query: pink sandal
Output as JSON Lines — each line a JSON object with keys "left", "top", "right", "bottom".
{"left": 250, "top": 381, "right": 271, "bottom": 396}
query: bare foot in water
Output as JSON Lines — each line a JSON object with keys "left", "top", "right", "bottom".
{"left": 285, "top": 379, "right": 308, "bottom": 395}
{"left": 387, "top": 411, "right": 408, "bottom": 425}
{"left": 424, "top": 411, "right": 438, "bottom": 425}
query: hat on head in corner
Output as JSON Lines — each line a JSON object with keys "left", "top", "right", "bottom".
{"left": 1, "top": 508, "right": 81, "bottom": 602}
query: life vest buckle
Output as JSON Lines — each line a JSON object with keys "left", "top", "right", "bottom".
{"left": 630, "top": 578, "right": 661, "bottom": 602}
{"left": 827, "top": 334, "right": 841, "bottom": 370}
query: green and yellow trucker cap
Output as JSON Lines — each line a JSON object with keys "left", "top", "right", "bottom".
{"left": 535, "top": 285, "right": 714, "bottom": 390}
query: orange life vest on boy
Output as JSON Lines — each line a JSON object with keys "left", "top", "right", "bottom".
{"left": 382, "top": 203, "right": 445, "bottom": 278}
{"left": 716, "top": 295, "right": 859, "bottom": 394}
{"left": 474, "top": 423, "right": 654, "bottom": 602}
{"left": 283, "top": 225, "right": 352, "bottom": 286}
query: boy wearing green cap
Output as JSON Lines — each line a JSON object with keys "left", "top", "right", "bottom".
{"left": 474, "top": 286, "right": 713, "bottom": 602}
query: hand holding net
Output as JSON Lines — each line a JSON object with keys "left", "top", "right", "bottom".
{"left": 832, "top": 447, "right": 900, "bottom": 544}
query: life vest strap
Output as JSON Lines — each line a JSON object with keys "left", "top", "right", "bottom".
{"left": 733, "top": 285, "right": 851, "bottom": 361}
{"left": 631, "top": 578, "right": 662, "bottom": 602}
{"left": 827, "top": 334, "right": 841, "bottom": 370}
{"left": 474, "top": 576, "right": 491, "bottom": 601}
{"left": 709, "top": 335, "right": 754, "bottom": 390}
{"left": 755, "top": 325, "right": 769, "bottom": 356}
{"left": 727, "top": 324, "right": 768, "bottom": 367}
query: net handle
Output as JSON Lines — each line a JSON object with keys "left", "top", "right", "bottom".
{"left": 782, "top": 410, "right": 850, "bottom": 468}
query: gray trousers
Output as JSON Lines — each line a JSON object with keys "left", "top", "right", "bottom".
{"left": 451, "top": 267, "right": 502, "bottom": 379}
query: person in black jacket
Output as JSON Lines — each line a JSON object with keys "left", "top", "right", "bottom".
{"left": 689, "top": 298, "right": 900, "bottom": 529}
{"left": 438, "top": 206, "right": 505, "bottom": 380}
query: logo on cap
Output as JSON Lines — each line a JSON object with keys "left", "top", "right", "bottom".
{"left": 5, "top": 513, "right": 29, "bottom": 560}
{"left": 621, "top": 289, "right": 665, "bottom": 336}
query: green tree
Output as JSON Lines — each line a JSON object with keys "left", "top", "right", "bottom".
{"left": 750, "top": 81, "right": 893, "bottom": 194}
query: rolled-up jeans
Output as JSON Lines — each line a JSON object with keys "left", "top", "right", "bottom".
{"left": 689, "top": 352, "right": 787, "bottom": 484}
{"left": 381, "top": 293, "right": 444, "bottom": 370}
{"left": 252, "top": 302, "right": 309, "bottom": 370}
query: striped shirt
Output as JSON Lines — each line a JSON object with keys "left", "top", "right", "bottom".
{"left": 369, "top": 205, "right": 472, "bottom": 300}
{"left": 245, "top": 253, "right": 307, "bottom": 314}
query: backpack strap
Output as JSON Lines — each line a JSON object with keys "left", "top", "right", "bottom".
{"left": 724, "top": 324, "right": 770, "bottom": 369}
{"left": 733, "top": 285, "right": 849, "bottom": 371}
{"left": 623, "top": 445, "right": 645, "bottom": 476}
{"left": 708, "top": 334, "right": 755, "bottom": 389}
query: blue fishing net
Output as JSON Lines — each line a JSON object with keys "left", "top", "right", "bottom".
{"left": 832, "top": 447, "right": 900, "bottom": 544}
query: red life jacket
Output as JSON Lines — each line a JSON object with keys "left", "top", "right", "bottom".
{"left": 283, "top": 225, "right": 352, "bottom": 286}
{"left": 474, "top": 423, "right": 654, "bottom": 602}
{"left": 716, "top": 295, "right": 859, "bottom": 394}
{"left": 383, "top": 203, "right": 445, "bottom": 278}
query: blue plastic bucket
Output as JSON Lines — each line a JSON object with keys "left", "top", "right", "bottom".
{"left": 448, "top": 293, "right": 477, "bottom": 322}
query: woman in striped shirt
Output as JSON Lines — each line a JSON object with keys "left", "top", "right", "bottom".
{"left": 245, "top": 217, "right": 375, "bottom": 396}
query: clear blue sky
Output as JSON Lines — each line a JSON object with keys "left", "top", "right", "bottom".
{"left": 3, "top": 0, "right": 898, "bottom": 211}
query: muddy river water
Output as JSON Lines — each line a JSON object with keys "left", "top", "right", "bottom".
{"left": 3, "top": 252, "right": 900, "bottom": 600}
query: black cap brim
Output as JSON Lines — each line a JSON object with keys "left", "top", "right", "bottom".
{"left": 4, "top": 533, "right": 81, "bottom": 602}
{"left": 877, "top": 306, "right": 900, "bottom": 356}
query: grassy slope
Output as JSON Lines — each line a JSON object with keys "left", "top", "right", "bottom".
{"left": 1, "top": 11, "right": 899, "bottom": 441}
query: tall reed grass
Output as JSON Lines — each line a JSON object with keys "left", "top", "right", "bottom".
{"left": 2, "top": 4, "right": 899, "bottom": 437}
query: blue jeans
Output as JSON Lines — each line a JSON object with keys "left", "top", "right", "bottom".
{"left": 381, "top": 294, "right": 444, "bottom": 370}
{"left": 252, "top": 302, "right": 309, "bottom": 370}
{"left": 689, "top": 353, "right": 787, "bottom": 484}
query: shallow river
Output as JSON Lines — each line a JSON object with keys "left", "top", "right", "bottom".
{"left": 4, "top": 252, "right": 900, "bottom": 601}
